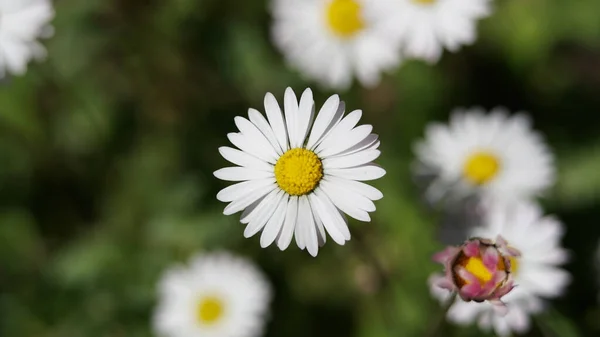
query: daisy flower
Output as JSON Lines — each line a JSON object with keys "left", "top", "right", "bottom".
{"left": 387, "top": 0, "right": 492, "bottom": 63}
{"left": 153, "top": 252, "right": 272, "bottom": 337}
{"left": 271, "top": 0, "right": 402, "bottom": 90}
{"left": 0, "top": 0, "right": 54, "bottom": 77}
{"left": 214, "top": 87, "right": 385, "bottom": 256}
{"left": 413, "top": 108, "right": 555, "bottom": 205}
{"left": 430, "top": 201, "right": 571, "bottom": 336}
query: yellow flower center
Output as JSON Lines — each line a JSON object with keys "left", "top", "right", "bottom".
{"left": 457, "top": 255, "right": 506, "bottom": 286}
{"left": 196, "top": 296, "right": 224, "bottom": 325}
{"left": 412, "top": 0, "right": 436, "bottom": 4}
{"left": 509, "top": 256, "right": 519, "bottom": 275}
{"left": 275, "top": 148, "right": 323, "bottom": 196}
{"left": 326, "top": 0, "right": 365, "bottom": 38}
{"left": 463, "top": 152, "right": 501, "bottom": 185}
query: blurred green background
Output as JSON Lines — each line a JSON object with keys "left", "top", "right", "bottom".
{"left": 1, "top": 0, "right": 600, "bottom": 336}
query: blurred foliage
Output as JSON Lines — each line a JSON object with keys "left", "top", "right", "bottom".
{"left": 1, "top": 0, "right": 600, "bottom": 337}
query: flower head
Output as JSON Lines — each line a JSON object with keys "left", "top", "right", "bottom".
{"left": 214, "top": 88, "right": 385, "bottom": 256}
{"left": 0, "top": 0, "right": 54, "bottom": 77}
{"left": 413, "top": 108, "right": 555, "bottom": 205}
{"left": 153, "top": 252, "right": 272, "bottom": 337}
{"left": 432, "top": 236, "right": 520, "bottom": 314}
{"left": 271, "top": 0, "right": 402, "bottom": 89}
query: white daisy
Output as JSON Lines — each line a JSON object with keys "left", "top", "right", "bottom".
{"left": 430, "top": 201, "right": 571, "bottom": 336}
{"left": 413, "top": 108, "right": 555, "bottom": 205}
{"left": 153, "top": 252, "right": 272, "bottom": 337}
{"left": 214, "top": 87, "right": 385, "bottom": 256}
{"left": 271, "top": 0, "right": 402, "bottom": 90}
{"left": 387, "top": 0, "right": 492, "bottom": 63}
{"left": 0, "top": 0, "right": 54, "bottom": 77}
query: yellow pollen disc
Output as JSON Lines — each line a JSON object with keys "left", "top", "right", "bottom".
{"left": 196, "top": 297, "right": 224, "bottom": 325}
{"left": 412, "top": 0, "right": 436, "bottom": 4}
{"left": 275, "top": 148, "right": 323, "bottom": 196}
{"left": 463, "top": 257, "right": 493, "bottom": 284}
{"left": 326, "top": 0, "right": 365, "bottom": 38}
{"left": 463, "top": 152, "right": 501, "bottom": 185}
{"left": 509, "top": 256, "right": 519, "bottom": 275}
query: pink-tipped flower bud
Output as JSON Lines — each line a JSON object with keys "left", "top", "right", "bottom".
{"left": 432, "top": 235, "right": 521, "bottom": 315}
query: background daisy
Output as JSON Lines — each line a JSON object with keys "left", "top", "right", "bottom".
{"left": 413, "top": 108, "right": 555, "bottom": 205}
{"left": 154, "top": 252, "right": 272, "bottom": 337}
{"left": 0, "top": 0, "right": 54, "bottom": 77}
{"left": 431, "top": 201, "right": 571, "bottom": 336}
{"left": 271, "top": 0, "right": 401, "bottom": 89}
{"left": 387, "top": 0, "right": 492, "bottom": 63}
{"left": 214, "top": 87, "right": 385, "bottom": 256}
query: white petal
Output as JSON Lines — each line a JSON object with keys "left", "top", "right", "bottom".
{"left": 243, "top": 189, "right": 283, "bottom": 237}
{"left": 248, "top": 108, "right": 284, "bottom": 155}
{"left": 298, "top": 196, "right": 319, "bottom": 256}
{"left": 309, "top": 101, "right": 346, "bottom": 150}
{"left": 306, "top": 94, "right": 339, "bottom": 149}
{"left": 260, "top": 194, "right": 289, "bottom": 248}
{"left": 315, "top": 109, "right": 362, "bottom": 154}
{"left": 324, "top": 175, "right": 383, "bottom": 200}
{"left": 296, "top": 88, "right": 314, "bottom": 148}
{"left": 294, "top": 214, "right": 305, "bottom": 250}
{"left": 323, "top": 150, "right": 380, "bottom": 169}
{"left": 264, "top": 92, "right": 289, "bottom": 152}
{"left": 223, "top": 183, "right": 276, "bottom": 215}
{"left": 214, "top": 167, "right": 274, "bottom": 181}
{"left": 326, "top": 164, "right": 386, "bottom": 181}
{"left": 277, "top": 196, "right": 298, "bottom": 250}
{"left": 313, "top": 211, "right": 327, "bottom": 246}
{"left": 228, "top": 133, "right": 277, "bottom": 164}
{"left": 309, "top": 188, "right": 351, "bottom": 243}
{"left": 234, "top": 117, "right": 279, "bottom": 161}
{"left": 320, "top": 181, "right": 371, "bottom": 222}
{"left": 218, "top": 146, "right": 273, "bottom": 171}
{"left": 284, "top": 87, "right": 299, "bottom": 148}
{"left": 318, "top": 125, "right": 373, "bottom": 158}
{"left": 331, "top": 134, "right": 379, "bottom": 157}
{"left": 217, "top": 178, "right": 275, "bottom": 202}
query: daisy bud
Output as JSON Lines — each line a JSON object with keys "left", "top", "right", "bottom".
{"left": 432, "top": 236, "right": 521, "bottom": 313}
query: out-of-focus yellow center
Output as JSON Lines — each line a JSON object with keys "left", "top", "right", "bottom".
{"left": 196, "top": 297, "right": 224, "bottom": 325}
{"left": 275, "top": 148, "right": 323, "bottom": 196}
{"left": 412, "top": 0, "right": 436, "bottom": 4}
{"left": 326, "top": 0, "right": 365, "bottom": 38}
{"left": 509, "top": 256, "right": 520, "bottom": 275}
{"left": 464, "top": 257, "right": 493, "bottom": 284}
{"left": 463, "top": 152, "right": 500, "bottom": 185}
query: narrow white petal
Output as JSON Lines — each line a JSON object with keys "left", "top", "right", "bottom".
{"left": 325, "top": 175, "right": 383, "bottom": 200}
{"left": 315, "top": 109, "right": 362, "bottom": 154}
{"left": 277, "top": 196, "right": 298, "bottom": 250}
{"left": 306, "top": 94, "right": 339, "bottom": 149}
{"left": 320, "top": 182, "right": 371, "bottom": 222}
{"left": 313, "top": 211, "right": 327, "bottom": 246}
{"left": 243, "top": 189, "right": 283, "bottom": 237}
{"left": 326, "top": 164, "right": 386, "bottom": 181}
{"left": 308, "top": 189, "right": 349, "bottom": 244}
{"left": 234, "top": 117, "right": 279, "bottom": 161}
{"left": 321, "top": 180, "right": 376, "bottom": 212}
{"left": 310, "top": 101, "right": 346, "bottom": 150}
{"left": 323, "top": 150, "right": 380, "bottom": 169}
{"left": 260, "top": 194, "right": 288, "bottom": 248}
{"left": 330, "top": 134, "right": 379, "bottom": 158}
{"left": 218, "top": 146, "right": 273, "bottom": 171}
{"left": 223, "top": 183, "right": 276, "bottom": 215}
{"left": 318, "top": 125, "right": 373, "bottom": 158}
{"left": 298, "top": 196, "right": 319, "bottom": 256}
{"left": 214, "top": 167, "right": 274, "bottom": 181}
{"left": 217, "top": 178, "right": 275, "bottom": 202}
{"left": 284, "top": 87, "right": 299, "bottom": 148}
{"left": 296, "top": 88, "right": 314, "bottom": 148}
{"left": 264, "top": 92, "right": 289, "bottom": 152}
{"left": 248, "top": 108, "right": 284, "bottom": 155}
{"left": 228, "top": 133, "right": 276, "bottom": 164}
{"left": 294, "top": 215, "right": 305, "bottom": 250}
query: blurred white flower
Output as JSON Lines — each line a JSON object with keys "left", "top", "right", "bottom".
{"left": 429, "top": 201, "right": 571, "bottom": 337}
{"left": 271, "top": 0, "right": 402, "bottom": 90}
{"left": 0, "top": 0, "right": 54, "bottom": 77}
{"left": 154, "top": 252, "right": 272, "bottom": 337}
{"left": 413, "top": 108, "right": 555, "bottom": 205}
{"left": 214, "top": 87, "right": 385, "bottom": 256}
{"left": 387, "top": 0, "right": 491, "bottom": 63}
